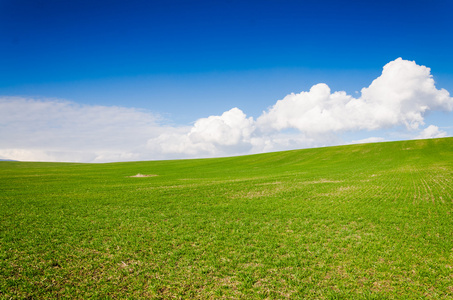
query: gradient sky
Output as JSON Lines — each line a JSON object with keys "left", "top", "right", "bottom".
{"left": 1, "top": 0, "right": 452, "bottom": 162}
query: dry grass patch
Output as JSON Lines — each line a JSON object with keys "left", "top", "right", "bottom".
{"left": 128, "top": 173, "right": 158, "bottom": 178}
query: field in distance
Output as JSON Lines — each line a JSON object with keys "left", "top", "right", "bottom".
{"left": 1, "top": 138, "right": 452, "bottom": 299}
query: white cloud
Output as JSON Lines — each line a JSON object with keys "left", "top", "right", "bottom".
{"left": 361, "top": 58, "right": 452, "bottom": 129}
{"left": 257, "top": 58, "right": 453, "bottom": 133}
{"left": 349, "top": 137, "right": 386, "bottom": 145}
{"left": 0, "top": 97, "right": 163, "bottom": 162}
{"left": 416, "top": 125, "right": 447, "bottom": 139}
{"left": 188, "top": 107, "right": 255, "bottom": 152}
{"left": 145, "top": 108, "right": 255, "bottom": 158}
{"left": 1, "top": 58, "right": 452, "bottom": 162}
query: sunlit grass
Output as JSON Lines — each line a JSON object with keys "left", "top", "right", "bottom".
{"left": 1, "top": 138, "right": 452, "bottom": 299}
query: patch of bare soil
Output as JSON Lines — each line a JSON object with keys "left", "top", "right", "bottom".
{"left": 129, "top": 173, "right": 157, "bottom": 178}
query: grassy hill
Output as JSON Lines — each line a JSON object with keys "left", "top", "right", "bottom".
{"left": 1, "top": 138, "right": 452, "bottom": 299}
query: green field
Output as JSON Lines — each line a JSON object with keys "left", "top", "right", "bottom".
{"left": 1, "top": 138, "right": 452, "bottom": 299}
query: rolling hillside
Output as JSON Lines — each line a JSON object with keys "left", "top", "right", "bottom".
{"left": 1, "top": 138, "right": 452, "bottom": 299}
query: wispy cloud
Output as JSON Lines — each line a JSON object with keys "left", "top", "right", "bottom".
{"left": 349, "top": 137, "right": 387, "bottom": 145}
{"left": 0, "top": 97, "right": 163, "bottom": 162}
{"left": 1, "top": 58, "right": 452, "bottom": 162}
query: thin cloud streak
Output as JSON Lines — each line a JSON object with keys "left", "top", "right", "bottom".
{"left": 0, "top": 97, "right": 163, "bottom": 162}
{"left": 1, "top": 58, "right": 452, "bottom": 162}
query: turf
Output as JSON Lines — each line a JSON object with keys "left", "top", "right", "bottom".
{"left": 1, "top": 138, "right": 452, "bottom": 299}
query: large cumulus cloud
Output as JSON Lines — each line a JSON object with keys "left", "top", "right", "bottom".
{"left": 257, "top": 58, "right": 452, "bottom": 133}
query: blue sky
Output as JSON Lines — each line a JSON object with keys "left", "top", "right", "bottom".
{"left": 1, "top": 0, "right": 452, "bottom": 162}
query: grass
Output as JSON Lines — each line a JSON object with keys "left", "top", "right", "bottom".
{"left": 0, "top": 137, "right": 452, "bottom": 299}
